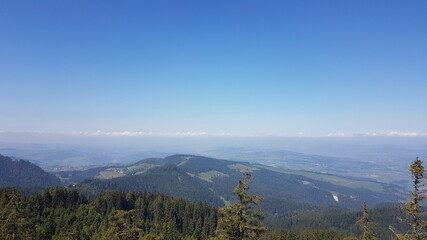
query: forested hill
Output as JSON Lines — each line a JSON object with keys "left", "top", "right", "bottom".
{"left": 73, "top": 154, "right": 406, "bottom": 210}
{"left": 78, "top": 165, "right": 224, "bottom": 206}
{"left": 0, "top": 154, "right": 61, "bottom": 188}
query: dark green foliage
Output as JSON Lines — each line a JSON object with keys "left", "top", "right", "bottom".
{"left": 0, "top": 186, "right": 356, "bottom": 240}
{"left": 0, "top": 184, "right": 410, "bottom": 239}
{"left": 95, "top": 209, "right": 144, "bottom": 239}
{"left": 265, "top": 205, "right": 406, "bottom": 240}
{"left": 0, "top": 154, "right": 60, "bottom": 188}
{"left": 259, "top": 229, "right": 346, "bottom": 240}
{"left": 213, "top": 172, "right": 267, "bottom": 239}
{"left": 29, "top": 187, "right": 88, "bottom": 215}
{"left": 355, "top": 202, "right": 377, "bottom": 240}
{"left": 0, "top": 187, "right": 35, "bottom": 239}
{"left": 0, "top": 187, "right": 218, "bottom": 240}
{"left": 77, "top": 165, "right": 224, "bottom": 205}
{"left": 395, "top": 157, "right": 427, "bottom": 240}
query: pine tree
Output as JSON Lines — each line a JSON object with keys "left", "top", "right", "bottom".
{"left": 96, "top": 209, "right": 144, "bottom": 240}
{"left": 396, "top": 157, "right": 427, "bottom": 240}
{"left": 0, "top": 188, "right": 35, "bottom": 240}
{"left": 212, "top": 172, "right": 267, "bottom": 240}
{"left": 356, "top": 202, "right": 377, "bottom": 240}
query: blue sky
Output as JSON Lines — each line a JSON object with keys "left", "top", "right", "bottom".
{"left": 1, "top": 0, "right": 426, "bottom": 137}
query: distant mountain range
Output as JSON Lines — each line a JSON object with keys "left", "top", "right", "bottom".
{"left": 58, "top": 154, "right": 406, "bottom": 211}
{"left": 1, "top": 142, "right": 421, "bottom": 189}
{"left": 0, "top": 152, "right": 407, "bottom": 213}
{"left": 0, "top": 154, "right": 60, "bottom": 188}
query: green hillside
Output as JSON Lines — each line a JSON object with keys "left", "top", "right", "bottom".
{"left": 78, "top": 164, "right": 224, "bottom": 206}
{"left": 0, "top": 154, "right": 61, "bottom": 189}
{"left": 74, "top": 155, "right": 406, "bottom": 211}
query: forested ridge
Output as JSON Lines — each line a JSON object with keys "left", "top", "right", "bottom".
{"left": 73, "top": 155, "right": 406, "bottom": 210}
{"left": 76, "top": 165, "right": 224, "bottom": 206}
{"left": 0, "top": 154, "right": 60, "bottom": 189}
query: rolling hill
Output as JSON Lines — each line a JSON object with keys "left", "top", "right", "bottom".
{"left": 71, "top": 155, "right": 406, "bottom": 211}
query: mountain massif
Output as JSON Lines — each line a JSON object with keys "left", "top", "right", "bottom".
{"left": 58, "top": 155, "right": 406, "bottom": 211}
{"left": 0, "top": 152, "right": 406, "bottom": 211}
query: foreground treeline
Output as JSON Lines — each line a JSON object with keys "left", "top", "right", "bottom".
{"left": 0, "top": 187, "right": 217, "bottom": 240}
{"left": 0, "top": 187, "right": 349, "bottom": 240}
{"left": 0, "top": 189, "right": 420, "bottom": 240}
{"left": 265, "top": 204, "right": 405, "bottom": 239}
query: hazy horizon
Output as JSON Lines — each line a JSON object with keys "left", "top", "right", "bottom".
{"left": 2, "top": 130, "right": 426, "bottom": 158}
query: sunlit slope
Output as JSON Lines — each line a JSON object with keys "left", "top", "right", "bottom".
{"left": 73, "top": 155, "right": 406, "bottom": 211}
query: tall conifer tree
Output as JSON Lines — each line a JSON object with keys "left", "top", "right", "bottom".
{"left": 212, "top": 172, "right": 266, "bottom": 240}
{"left": 396, "top": 157, "right": 427, "bottom": 240}
{"left": 356, "top": 202, "right": 377, "bottom": 240}
{"left": 0, "top": 188, "right": 35, "bottom": 240}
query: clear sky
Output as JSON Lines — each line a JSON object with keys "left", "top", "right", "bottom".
{"left": 1, "top": 0, "right": 426, "bottom": 137}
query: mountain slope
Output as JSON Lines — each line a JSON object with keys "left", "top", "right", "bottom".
{"left": 78, "top": 164, "right": 223, "bottom": 205}
{"left": 74, "top": 155, "right": 406, "bottom": 211}
{"left": 0, "top": 154, "right": 61, "bottom": 188}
